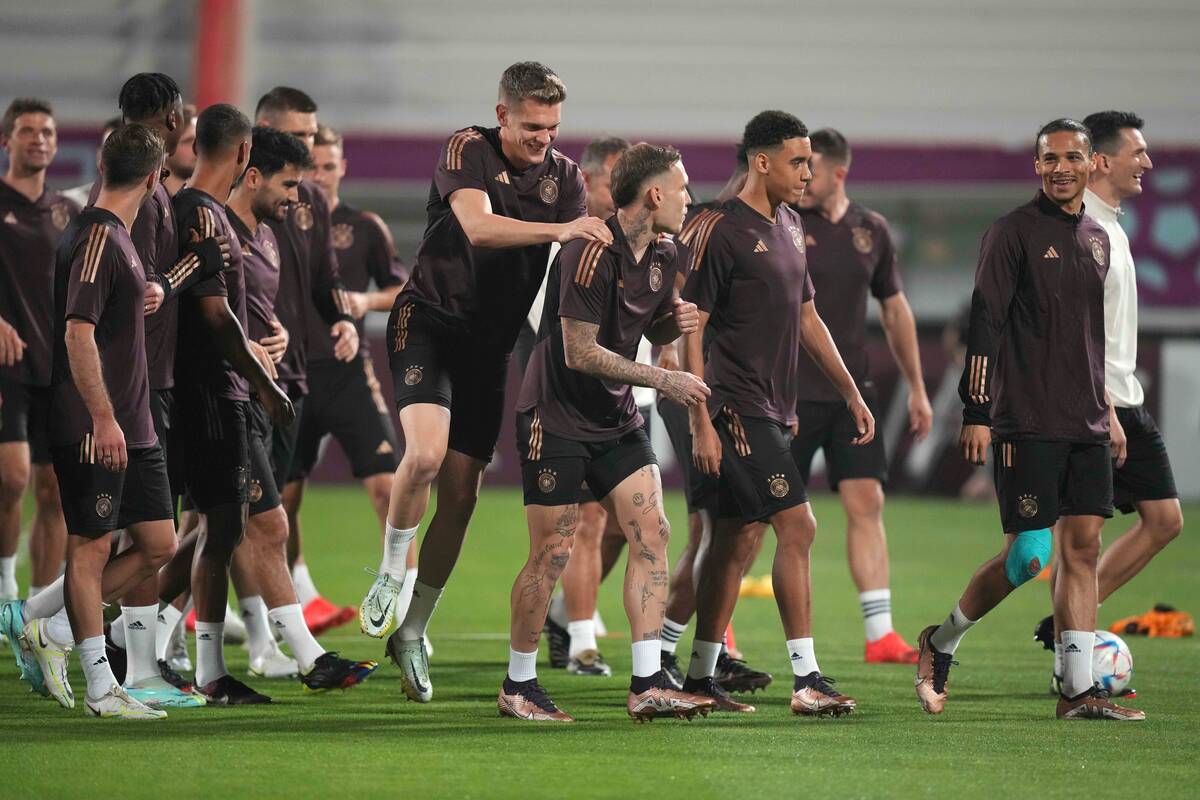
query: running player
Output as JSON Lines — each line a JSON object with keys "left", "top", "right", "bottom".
{"left": 681, "top": 110, "right": 873, "bottom": 717}
{"left": 500, "top": 143, "right": 713, "bottom": 722}
{"left": 1033, "top": 111, "right": 1183, "bottom": 692}
{"left": 0, "top": 98, "right": 78, "bottom": 605}
{"left": 791, "top": 128, "right": 931, "bottom": 664}
{"left": 913, "top": 118, "right": 1143, "bottom": 721}
{"left": 374, "top": 62, "right": 609, "bottom": 705}
{"left": 285, "top": 124, "right": 408, "bottom": 636}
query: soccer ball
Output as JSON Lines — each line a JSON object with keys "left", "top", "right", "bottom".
{"left": 1092, "top": 630, "right": 1133, "bottom": 694}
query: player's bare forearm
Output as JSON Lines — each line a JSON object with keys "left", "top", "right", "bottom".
{"left": 798, "top": 301, "right": 860, "bottom": 404}
{"left": 449, "top": 189, "right": 610, "bottom": 249}
{"left": 65, "top": 320, "right": 115, "bottom": 422}
{"left": 880, "top": 292, "right": 927, "bottom": 396}
{"left": 369, "top": 285, "right": 403, "bottom": 312}
{"left": 198, "top": 296, "right": 279, "bottom": 397}
{"left": 562, "top": 318, "right": 664, "bottom": 390}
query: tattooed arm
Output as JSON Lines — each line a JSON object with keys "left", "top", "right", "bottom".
{"left": 561, "top": 317, "right": 708, "bottom": 407}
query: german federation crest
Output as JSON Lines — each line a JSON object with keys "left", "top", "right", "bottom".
{"left": 294, "top": 204, "right": 314, "bottom": 231}
{"left": 1089, "top": 236, "right": 1106, "bottom": 266}
{"left": 788, "top": 226, "right": 805, "bottom": 253}
{"left": 852, "top": 226, "right": 873, "bottom": 254}
{"left": 538, "top": 177, "right": 559, "bottom": 205}
{"left": 333, "top": 223, "right": 354, "bottom": 250}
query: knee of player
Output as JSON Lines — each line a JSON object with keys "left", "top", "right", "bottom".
{"left": 843, "top": 482, "right": 885, "bottom": 520}
{"left": 33, "top": 477, "right": 61, "bottom": 511}
{"left": 779, "top": 507, "right": 817, "bottom": 547}
{"left": 142, "top": 532, "right": 178, "bottom": 569}
{"left": 0, "top": 469, "right": 28, "bottom": 505}
{"left": 401, "top": 449, "right": 446, "bottom": 486}
{"left": 1004, "top": 527, "right": 1053, "bottom": 587}
{"left": 1145, "top": 504, "right": 1184, "bottom": 546}
{"left": 545, "top": 541, "right": 574, "bottom": 579}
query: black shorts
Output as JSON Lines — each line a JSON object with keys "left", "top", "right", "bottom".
{"left": 247, "top": 399, "right": 283, "bottom": 516}
{"left": 174, "top": 387, "right": 250, "bottom": 512}
{"left": 388, "top": 302, "right": 509, "bottom": 463}
{"left": 1113, "top": 406, "right": 1178, "bottom": 514}
{"left": 516, "top": 409, "right": 657, "bottom": 507}
{"left": 0, "top": 378, "right": 51, "bottom": 464}
{"left": 712, "top": 408, "right": 807, "bottom": 523}
{"left": 992, "top": 439, "right": 1113, "bottom": 534}
{"left": 149, "top": 388, "right": 184, "bottom": 500}
{"left": 792, "top": 389, "right": 888, "bottom": 489}
{"left": 269, "top": 386, "right": 305, "bottom": 490}
{"left": 574, "top": 411, "right": 652, "bottom": 505}
{"left": 50, "top": 441, "right": 173, "bottom": 538}
{"left": 290, "top": 355, "right": 400, "bottom": 481}
{"left": 657, "top": 397, "right": 717, "bottom": 514}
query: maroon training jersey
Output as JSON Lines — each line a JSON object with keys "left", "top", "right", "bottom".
{"left": 305, "top": 202, "right": 408, "bottom": 362}
{"left": 518, "top": 216, "right": 680, "bottom": 441}
{"left": 0, "top": 179, "right": 79, "bottom": 386}
{"left": 681, "top": 198, "right": 815, "bottom": 426}
{"left": 49, "top": 207, "right": 155, "bottom": 449}
{"left": 264, "top": 178, "right": 352, "bottom": 394}
{"left": 959, "top": 191, "right": 1109, "bottom": 442}
{"left": 398, "top": 126, "right": 587, "bottom": 351}
{"left": 173, "top": 188, "right": 250, "bottom": 402}
{"left": 228, "top": 209, "right": 281, "bottom": 345}
{"left": 793, "top": 203, "right": 902, "bottom": 402}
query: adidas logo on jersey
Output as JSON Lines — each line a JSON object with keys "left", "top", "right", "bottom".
{"left": 3, "top": 211, "right": 17, "bottom": 224}
{"left": 1043, "top": 246, "right": 1059, "bottom": 259}
{"left": 753, "top": 239, "right": 769, "bottom": 253}
{"left": 495, "top": 171, "right": 510, "bottom": 185}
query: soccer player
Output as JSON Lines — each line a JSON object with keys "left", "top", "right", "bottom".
{"left": 372, "top": 62, "right": 610, "bottom": 704}
{"left": 500, "top": 143, "right": 713, "bottom": 722}
{"left": 681, "top": 111, "right": 873, "bottom": 717}
{"left": 163, "top": 103, "right": 196, "bottom": 196}
{"left": 0, "top": 98, "right": 79, "bottom": 606}
{"left": 284, "top": 123, "right": 408, "bottom": 636}
{"left": 1033, "top": 112, "right": 1182, "bottom": 691}
{"left": 40, "top": 123, "right": 178, "bottom": 717}
{"left": 224, "top": 125, "right": 379, "bottom": 689}
{"left": 791, "top": 128, "right": 931, "bottom": 664}
{"left": 913, "top": 119, "right": 1144, "bottom": 721}
{"left": 254, "top": 88, "right": 360, "bottom": 635}
{"left": 153, "top": 103, "right": 295, "bottom": 705}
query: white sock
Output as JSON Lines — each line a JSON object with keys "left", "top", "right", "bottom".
{"left": 507, "top": 647, "right": 538, "bottom": 682}
{"left": 78, "top": 635, "right": 115, "bottom": 699}
{"left": 24, "top": 575, "right": 64, "bottom": 619}
{"left": 395, "top": 570, "right": 418, "bottom": 625}
{"left": 631, "top": 639, "right": 660, "bottom": 678}
{"left": 155, "top": 604, "right": 183, "bottom": 662}
{"left": 122, "top": 605, "right": 159, "bottom": 685}
{"left": 929, "top": 603, "right": 976, "bottom": 655}
{"left": 547, "top": 593, "right": 568, "bottom": 628}
{"left": 46, "top": 607, "right": 74, "bottom": 646}
{"left": 567, "top": 619, "right": 597, "bottom": 659}
{"left": 1054, "top": 641, "right": 1064, "bottom": 677}
{"left": 381, "top": 523, "right": 417, "bottom": 581}
{"left": 291, "top": 562, "right": 320, "bottom": 606}
{"left": 240, "top": 596, "right": 273, "bottom": 661}
{"left": 0, "top": 555, "right": 16, "bottom": 597}
{"left": 27, "top": 585, "right": 45, "bottom": 599}
{"left": 860, "top": 588, "right": 894, "bottom": 642}
{"left": 268, "top": 603, "right": 325, "bottom": 673}
{"left": 110, "top": 611, "right": 128, "bottom": 649}
{"left": 661, "top": 618, "right": 688, "bottom": 655}
{"left": 1062, "top": 629, "right": 1096, "bottom": 698}
{"left": 786, "top": 637, "right": 820, "bottom": 677}
{"left": 396, "top": 580, "right": 442, "bottom": 640}
{"left": 194, "top": 621, "right": 227, "bottom": 687}
{"left": 686, "top": 639, "right": 721, "bottom": 680}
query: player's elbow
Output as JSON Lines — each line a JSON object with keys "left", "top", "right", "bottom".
{"left": 563, "top": 343, "right": 585, "bottom": 371}
{"left": 459, "top": 218, "right": 493, "bottom": 248}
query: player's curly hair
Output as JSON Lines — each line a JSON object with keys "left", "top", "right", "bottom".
{"left": 498, "top": 62, "right": 567, "bottom": 106}
{"left": 1083, "top": 111, "right": 1144, "bottom": 156}
{"left": 118, "top": 73, "right": 181, "bottom": 121}
{"left": 610, "top": 143, "right": 681, "bottom": 209}
{"left": 1035, "top": 118, "right": 1092, "bottom": 156}
{"left": 742, "top": 111, "right": 809, "bottom": 160}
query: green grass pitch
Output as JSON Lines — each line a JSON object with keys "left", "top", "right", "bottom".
{"left": 6, "top": 488, "right": 1198, "bottom": 798}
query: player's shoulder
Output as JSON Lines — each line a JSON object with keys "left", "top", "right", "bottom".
{"left": 1079, "top": 212, "right": 1109, "bottom": 242}
{"left": 850, "top": 202, "right": 891, "bottom": 232}
{"left": 44, "top": 188, "right": 82, "bottom": 217}
{"left": 548, "top": 147, "right": 582, "bottom": 179}
{"left": 71, "top": 210, "right": 124, "bottom": 276}
{"left": 678, "top": 201, "right": 730, "bottom": 249}
{"left": 442, "top": 125, "right": 492, "bottom": 169}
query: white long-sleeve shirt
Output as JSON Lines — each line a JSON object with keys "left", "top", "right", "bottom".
{"left": 1084, "top": 187, "right": 1144, "bottom": 408}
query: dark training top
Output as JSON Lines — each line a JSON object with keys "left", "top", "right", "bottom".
{"left": 49, "top": 207, "right": 155, "bottom": 449}
{"left": 173, "top": 188, "right": 250, "bottom": 402}
{"left": 682, "top": 197, "right": 815, "bottom": 427}
{"left": 959, "top": 191, "right": 1110, "bottom": 442}
{"left": 305, "top": 202, "right": 408, "bottom": 362}
{"left": 0, "top": 179, "right": 80, "bottom": 386}
{"left": 398, "top": 126, "right": 587, "bottom": 352}
{"left": 518, "top": 216, "right": 680, "bottom": 441}
{"left": 793, "top": 203, "right": 902, "bottom": 403}
{"left": 229, "top": 210, "right": 281, "bottom": 345}
{"left": 264, "top": 178, "right": 352, "bottom": 394}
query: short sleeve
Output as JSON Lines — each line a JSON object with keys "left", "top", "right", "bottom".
{"left": 557, "top": 241, "right": 613, "bottom": 325}
{"left": 652, "top": 241, "right": 682, "bottom": 321}
{"left": 555, "top": 163, "right": 588, "bottom": 223}
{"left": 868, "top": 216, "right": 903, "bottom": 300}
{"left": 363, "top": 212, "right": 408, "bottom": 288}
{"left": 433, "top": 129, "right": 489, "bottom": 201}
{"left": 802, "top": 269, "right": 816, "bottom": 302}
{"left": 681, "top": 222, "right": 734, "bottom": 314}
{"left": 65, "top": 224, "right": 118, "bottom": 325}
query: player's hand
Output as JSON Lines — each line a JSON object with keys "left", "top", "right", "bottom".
{"left": 345, "top": 291, "right": 371, "bottom": 319}
{"left": 0, "top": 318, "right": 26, "bottom": 366}
{"left": 93, "top": 414, "right": 127, "bottom": 472}
{"left": 249, "top": 340, "right": 277, "bottom": 380}
{"left": 260, "top": 383, "right": 295, "bottom": 428}
{"left": 847, "top": 395, "right": 875, "bottom": 445}
{"left": 671, "top": 299, "right": 700, "bottom": 335}
{"left": 1109, "top": 406, "right": 1128, "bottom": 468}
{"left": 659, "top": 369, "right": 709, "bottom": 409}
{"left": 691, "top": 412, "right": 722, "bottom": 476}
{"left": 188, "top": 229, "right": 232, "bottom": 277}
{"left": 960, "top": 424, "right": 991, "bottom": 465}
{"left": 331, "top": 320, "right": 359, "bottom": 362}
{"left": 657, "top": 344, "right": 680, "bottom": 372}
{"left": 557, "top": 216, "right": 613, "bottom": 245}
{"left": 260, "top": 319, "right": 289, "bottom": 363}
{"left": 143, "top": 281, "right": 165, "bottom": 315}
{"left": 908, "top": 388, "right": 933, "bottom": 442}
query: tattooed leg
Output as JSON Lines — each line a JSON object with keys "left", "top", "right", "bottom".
{"left": 602, "top": 466, "right": 671, "bottom": 642}
{"left": 508, "top": 503, "right": 579, "bottom": 649}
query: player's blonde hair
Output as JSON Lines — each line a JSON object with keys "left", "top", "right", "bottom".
{"left": 498, "top": 62, "right": 567, "bottom": 106}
